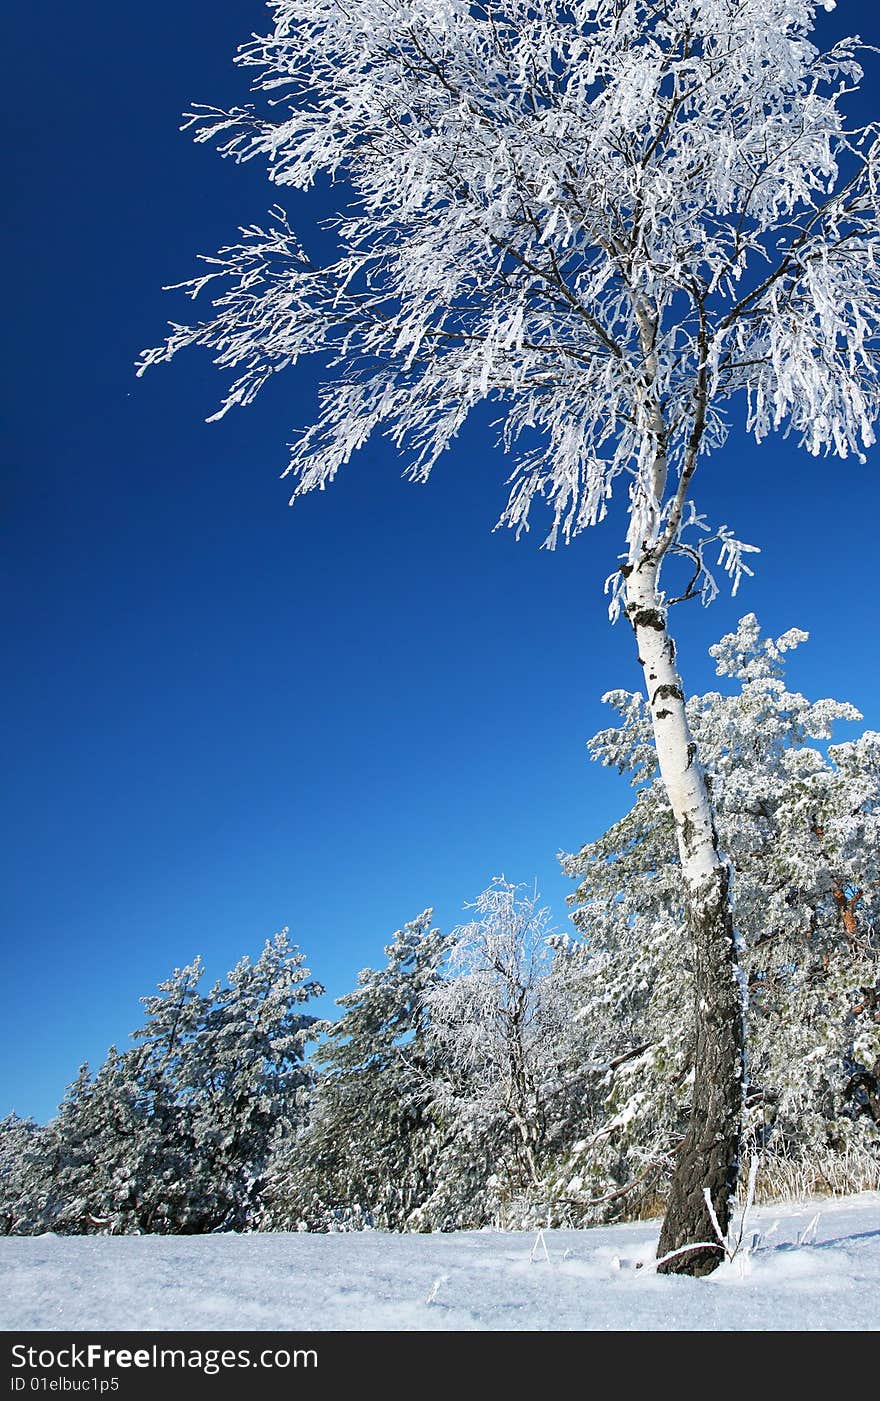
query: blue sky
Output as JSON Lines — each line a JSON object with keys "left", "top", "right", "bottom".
{"left": 3, "top": 1, "right": 879, "bottom": 1124}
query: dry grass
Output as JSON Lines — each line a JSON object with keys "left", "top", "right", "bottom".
{"left": 751, "top": 1146, "right": 880, "bottom": 1205}
{"left": 576, "top": 1146, "right": 879, "bottom": 1225}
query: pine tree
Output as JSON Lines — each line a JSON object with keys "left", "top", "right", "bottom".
{"left": 26, "top": 935, "right": 321, "bottom": 1234}
{"left": 48, "top": 1056, "right": 143, "bottom": 1234}
{"left": 0, "top": 1114, "right": 53, "bottom": 1235}
{"left": 125, "top": 958, "right": 214, "bottom": 1231}
{"left": 267, "top": 910, "right": 450, "bottom": 1230}
{"left": 190, "top": 932, "right": 322, "bottom": 1229}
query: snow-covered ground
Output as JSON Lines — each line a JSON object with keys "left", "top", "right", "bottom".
{"left": 2, "top": 1193, "right": 879, "bottom": 1332}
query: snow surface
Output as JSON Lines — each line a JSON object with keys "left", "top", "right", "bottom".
{"left": 2, "top": 1194, "right": 879, "bottom": 1332}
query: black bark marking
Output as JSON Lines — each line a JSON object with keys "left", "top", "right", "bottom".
{"left": 631, "top": 608, "right": 666, "bottom": 631}
{"left": 652, "top": 683, "right": 684, "bottom": 706}
{"left": 680, "top": 813, "right": 697, "bottom": 856}
{"left": 656, "top": 708, "right": 672, "bottom": 719}
{"left": 687, "top": 742, "right": 697, "bottom": 768}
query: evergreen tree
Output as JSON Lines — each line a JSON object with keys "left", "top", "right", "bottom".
{"left": 0, "top": 1114, "right": 53, "bottom": 1235}
{"left": 47, "top": 1049, "right": 188, "bottom": 1234}
{"left": 125, "top": 958, "right": 215, "bottom": 1232}
{"left": 190, "top": 932, "right": 322, "bottom": 1229}
{"left": 267, "top": 910, "right": 450, "bottom": 1230}
{"left": 22, "top": 934, "right": 321, "bottom": 1235}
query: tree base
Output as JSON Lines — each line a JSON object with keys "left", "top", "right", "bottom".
{"left": 656, "top": 865, "right": 745, "bottom": 1277}
{"left": 658, "top": 1242, "right": 725, "bottom": 1277}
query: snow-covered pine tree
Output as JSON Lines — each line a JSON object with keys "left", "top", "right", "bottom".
{"left": 140, "top": 0, "right": 880, "bottom": 1269}
{"left": 189, "top": 931, "right": 322, "bottom": 1229}
{"left": 556, "top": 616, "right": 879, "bottom": 1216}
{"left": 46, "top": 1051, "right": 169, "bottom": 1234}
{"left": 0, "top": 1114, "right": 54, "bottom": 1235}
{"left": 426, "top": 879, "right": 581, "bottom": 1227}
{"left": 123, "top": 957, "right": 215, "bottom": 1231}
{"left": 16, "top": 936, "right": 321, "bottom": 1234}
{"left": 45, "top": 989, "right": 221, "bottom": 1237}
{"left": 266, "top": 910, "right": 450, "bottom": 1231}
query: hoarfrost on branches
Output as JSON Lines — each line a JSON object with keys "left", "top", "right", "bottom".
{"left": 140, "top": 0, "right": 880, "bottom": 579}
{"left": 427, "top": 879, "right": 577, "bottom": 1213}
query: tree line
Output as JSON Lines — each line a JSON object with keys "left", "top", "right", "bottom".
{"left": 3, "top": 618, "right": 877, "bottom": 1236}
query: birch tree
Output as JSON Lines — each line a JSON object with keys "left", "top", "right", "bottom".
{"left": 427, "top": 879, "right": 578, "bottom": 1222}
{"left": 140, "top": 0, "right": 880, "bottom": 1271}
{"left": 557, "top": 615, "right": 880, "bottom": 1217}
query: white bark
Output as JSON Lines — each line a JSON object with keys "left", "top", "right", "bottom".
{"left": 624, "top": 553, "right": 747, "bottom": 1273}
{"left": 624, "top": 560, "right": 721, "bottom": 887}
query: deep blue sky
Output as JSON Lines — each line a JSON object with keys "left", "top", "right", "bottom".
{"left": 3, "top": 1, "right": 879, "bottom": 1123}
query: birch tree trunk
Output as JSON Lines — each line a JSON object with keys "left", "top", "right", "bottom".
{"left": 625, "top": 558, "right": 746, "bottom": 1276}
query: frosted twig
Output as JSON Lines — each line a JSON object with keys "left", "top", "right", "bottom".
{"left": 424, "top": 1276, "right": 447, "bottom": 1303}
{"left": 702, "top": 1188, "right": 727, "bottom": 1250}
{"left": 703, "top": 1153, "right": 761, "bottom": 1262}
{"left": 797, "top": 1212, "right": 822, "bottom": 1246}
{"left": 642, "top": 1240, "right": 720, "bottom": 1273}
{"left": 731, "top": 1155, "right": 761, "bottom": 1257}
{"left": 529, "top": 1228, "right": 551, "bottom": 1263}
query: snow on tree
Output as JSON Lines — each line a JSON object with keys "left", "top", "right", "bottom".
{"left": 0, "top": 1114, "right": 54, "bottom": 1236}
{"left": 266, "top": 910, "right": 451, "bottom": 1230}
{"left": 20, "top": 935, "right": 321, "bottom": 1235}
{"left": 187, "top": 932, "right": 322, "bottom": 1229}
{"left": 425, "top": 879, "right": 582, "bottom": 1226}
{"left": 122, "top": 958, "right": 216, "bottom": 1232}
{"left": 139, "top": 0, "right": 880, "bottom": 1270}
{"left": 557, "top": 615, "right": 879, "bottom": 1216}
{"left": 44, "top": 1052, "right": 171, "bottom": 1235}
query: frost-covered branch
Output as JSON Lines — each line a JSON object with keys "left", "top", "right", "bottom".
{"left": 141, "top": 0, "right": 880, "bottom": 572}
